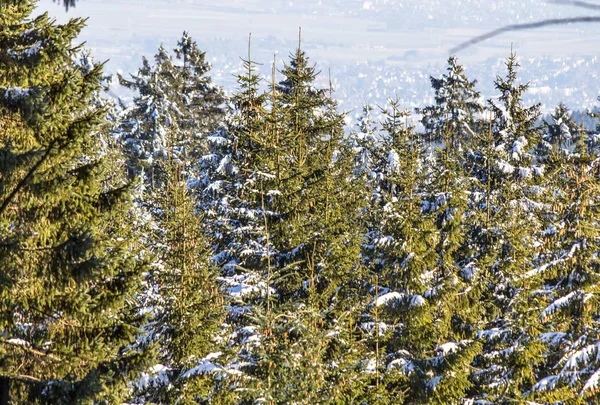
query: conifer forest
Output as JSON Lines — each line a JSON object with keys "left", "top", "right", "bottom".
{"left": 4, "top": 1, "right": 600, "bottom": 404}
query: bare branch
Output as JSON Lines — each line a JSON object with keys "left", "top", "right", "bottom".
{"left": 0, "top": 140, "right": 57, "bottom": 217}
{"left": 450, "top": 16, "right": 600, "bottom": 54}
{"left": 0, "top": 340, "right": 61, "bottom": 362}
{"left": 549, "top": 0, "right": 600, "bottom": 11}
{"left": 10, "top": 374, "right": 42, "bottom": 384}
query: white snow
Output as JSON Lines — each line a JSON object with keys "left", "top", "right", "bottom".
{"left": 375, "top": 292, "right": 402, "bottom": 307}
{"left": 226, "top": 283, "right": 259, "bottom": 298}
{"left": 4, "top": 87, "right": 30, "bottom": 98}
{"left": 582, "top": 368, "right": 600, "bottom": 395}
{"left": 539, "top": 332, "right": 566, "bottom": 346}
{"left": 6, "top": 338, "right": 29, "bottom": 346}
{"left": 387, "top": 150, "right": 401, "bottom": 174}
{"left": 512, "top": 136, "right": 528, "bottom": 160}
{"left": 437, "top": 342, "right": 459, "bottom": 355}
{"left": 540, "top": 291, "right": 578, "bottom": 319}
{"left": 182, "top": 360, "right": 219, "bottom": 378}
{"left": 410, "top": 294, "right": 426, "bottom": 307}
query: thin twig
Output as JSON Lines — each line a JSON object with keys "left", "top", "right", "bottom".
{"left": 0, "top": 140, "right": 57, "bottom": 217}
{"left": 451, "top": 16, "right": 600, "bottom": 54}
{"left": 0, "top": 340, "right": 61, "bottom": 362}
{"left": 549, "top": 0, "right": 600, "bottom": 11}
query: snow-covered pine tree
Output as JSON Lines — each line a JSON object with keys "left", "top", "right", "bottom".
{"left": 132, "top": 159, "right": 226, "bottom": 405}
{"left": 118, "top": 45, "right": 178, "bottom": 190}
{"left": 0, "top": 2, "right": 150, "bottom": 403}
{"left": 196, "top": 39, "right": 277, "bottom": 404}
{"left": 116, "top": 32, "right": 227, "bottom": 405}
{"left": 521, "top": 119, "right": 600, "bottom": 402}
{"left": 414, "top": 91, "right": 482, "bottom": 404}
{"left": 173, "top": 31, "right": 225, "bottom": 166}
{"left": 118, "top": 33, "right": 224, "bottom": 191}
{"left": 361, "top": 98, "right": 436, "bottom": 402}
{"left": 468, "top": 51, "right": 548, "bottom": 402}
{"left": 199, "top": 36, "right": 268, "bottom": 270}
{"left": 348, "top": 103, "right": 381, "bottom": 275}
{"left": 587, "top": 96, "right": 600, "bottom": 154}
{"left": 221, "top": 39, "right": 375, "bottom": 403}
{"left": 417, "top": 56, "right": 483, "bottom": 149}
{"left": 537, "top": 103, "right": 580, "bottom": 168}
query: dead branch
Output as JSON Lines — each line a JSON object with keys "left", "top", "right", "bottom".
{"left": 451, "top": 16, "right": 600, "bottom": 54}
{"left": 549, "top": 0, "right": 600, "bottom": 11}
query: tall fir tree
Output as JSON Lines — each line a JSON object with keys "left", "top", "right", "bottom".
{"left": 416, "top": 94, "right": 482, "bottom": 405}
{"left": 537, "top": 103, "right": 580, "bottom": 169}
{"left": 523, "top": 123, "right": 600, "bottom": 402}
{"left": 361, "top": 99, "right": 436, "bottom": 402}
{"left": 132, "top": 159, "right": 227, "bottom": 405}
{"left": 417, "top": 56, "right": 483, "bottom": 149}
{"left": 118, "top": 33, "right": 224, "bottom": 191}
{"left": 213, "top": 38, "right": 379, "bottom": 403}
{"left": 0, "top": 3, "right": 149, "bottom": 403}
{"left": 199, "top": 38, "right": 273, "bottom": 404}
{"left": 468, "top": 51, "right": 547, "bottom": 402}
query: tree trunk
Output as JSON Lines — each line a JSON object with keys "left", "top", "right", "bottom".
{"left": 0, "top": 377, "right": 9, "bottom": 405}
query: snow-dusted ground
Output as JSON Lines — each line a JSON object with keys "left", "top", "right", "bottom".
{"left": 38, "top": 0, "right": 600, "bottom": 118}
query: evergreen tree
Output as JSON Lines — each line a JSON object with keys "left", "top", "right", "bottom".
{"left": 538, "top": 103, "right": 580, "bottom": 168}
{"left": 417, "top": 56, "right": 483, "bottom": 148}
{"left": 119, "top": 33, "right": 224, "bottom": 191}
{"left": 214, "top": 40, "right": 378, "bottom": 404}
{"left": 416, "top": 97, "right": 482, "bottom": 405}
{"left": 0, "top": 3, "right": 149, "bottom": 403}
{"left": 199, "top": 37, "right": 267, "bottom": 270}
{"left": 199, "top": 39, "right": 272, "bottom": 404}
{"left": 269, "top": 43, "right": 375, "bottom": 403}
{"left": 469, "top": 51, "right": 547, "bottom": 402}
{"left": 522, "top": 124, "right": 600, "bottom": 402}
{"left": 362, "top": 99, "right": 436, "bottom": 402}
{"left": 118, "top": 44, "right": 177, "bottom": 189}
{"left": 173, "top": 31, "right": 226, "bottom": 165}
{"left": 132, "top": 160, "right": 226, "bottom": 405}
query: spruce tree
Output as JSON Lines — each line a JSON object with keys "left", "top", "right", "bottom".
{"left": 118, "top": 45, "right": 177, "bottom": 189}
{"left": 523, "top": 123, "right": 600, "bottom": 402}
{"left": 199, "top": 37, "right": 268, "bottom": 269}
{"left": 132, "top": 160, "right": 226, "bottom": 405}
{"left": 417, "top": 56, "right": 483, "bottom": 148}
{"left": 416, "top": 98, "right": 482, "bottom": 405}
{"left": 119, "top": 33, "right": 224, "bottom": 191}
{"left": 199, "top": 39, "right": 272, "bottom": 404}
{"left": 173, "top": 31, "right": 225, "bottom": 165}
{"left": 537, "top": 103, "right": 580, "bottom": 168}
{"left": 362, "top": 99, "right": 436, "bottom": 402}
{"left": 216, "top": 39, "right": 376, "bottom": 404}
{"left": 469, "top": 51, "right": 547, "bottom": 402}
{"left": 0, "top": 3, "right": 149, "bottom": 403}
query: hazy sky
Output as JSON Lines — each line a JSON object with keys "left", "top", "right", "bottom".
{"left": 33, "top": 0, "right": 600, "bottom": 112}
{"left": 35, "top": 0, "right": 600, "bottom": 71}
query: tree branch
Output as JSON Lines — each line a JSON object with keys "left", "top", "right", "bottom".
{"left": 0, "top": 340, "right": 61, "bottom": 362}
{"left": 0, "top": 139, "right": 57, "bottom": 217}
{"left": 451, "top": 16, "right": 600, "bottom": 54}
{"left": 7, "top": 374, "right": 42, "bottom": 384}
{"left": 549, "top": 0, "right": 600, "bottom": 11}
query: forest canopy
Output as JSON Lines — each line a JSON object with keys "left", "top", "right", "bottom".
{"left": 2, "top": 2, "right": 600, "bottom": 404}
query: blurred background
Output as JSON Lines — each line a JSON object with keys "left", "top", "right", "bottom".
{"left": 36, "top": 0, "right": 600, "bottom": 122}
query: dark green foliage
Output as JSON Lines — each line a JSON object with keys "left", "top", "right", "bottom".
{"left": 0, "top": 2, "right": 149, "bottom": 403}
{"left": 417, "top": 56, "right": 483, "bottom": 148}
{"left": 4, "top": 6, "right": 600, "bottom": 403}
{"left": 133, "top": 162, "right": 226, "bottom": 404}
